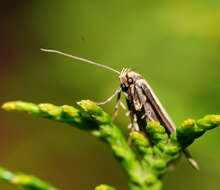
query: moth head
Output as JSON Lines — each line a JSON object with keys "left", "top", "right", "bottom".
{"left": 119, "top": 68, "right": 142, "bottom": 91}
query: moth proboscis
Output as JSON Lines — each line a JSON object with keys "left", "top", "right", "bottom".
{"left": 41, "top": 48, "right": 199, "bottom": 170}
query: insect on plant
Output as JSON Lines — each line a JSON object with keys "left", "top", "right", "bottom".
{"left": 41, "top": 48, "right": 199, "bottom": 170}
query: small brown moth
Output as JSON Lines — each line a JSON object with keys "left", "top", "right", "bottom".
{"left": 41, "top": 48, "right": 199, "bottom": 170}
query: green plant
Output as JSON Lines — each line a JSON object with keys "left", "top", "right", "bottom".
{"left": 1, "top": 100, "right": 220, "bottom": 190}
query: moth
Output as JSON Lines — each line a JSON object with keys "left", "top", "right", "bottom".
{"left": 41, "top": 48, "right": 199, "bottom": 170}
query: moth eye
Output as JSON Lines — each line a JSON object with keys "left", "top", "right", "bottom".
{"left": 127, "top": 77, "right": 133, "bottom": 84}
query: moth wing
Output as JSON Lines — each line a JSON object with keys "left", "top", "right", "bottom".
{"left": 136, "top": 78, "right": 199, "bottom": 169}
{"left": 137, "top": 79, "right": 176, "bottom": 133}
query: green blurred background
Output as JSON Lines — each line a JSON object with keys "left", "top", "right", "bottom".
{"left": 0, "top": 0, "right": 220, "bottom": 189}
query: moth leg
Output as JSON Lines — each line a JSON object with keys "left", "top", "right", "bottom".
{"left": 112, "top": 91, "right": 121, "bottom": 120}
{"left": 127, "top": 122, "right": 139, "bottom": 131}
{"left": 128, "top": 112, "right": 140, "bottom": 131}
{"left": 125, "top": 111, "right": 130, "bottom": 117}
{"left": 96, "top": 87, "right": 121, "bottom": 105}
{"left": 132, "top": 114, "right": 140, "bottom": 131}
{"left": 127, "top": 113, "right": 141, "bottom": 145}
{"left": 120, "top": 101, "right": 126, "bottom": 110}
{"left": 141, "top": 103, "right": 156, "bottom": 121}
{"left": 128, "top": 123, "right": 132, "bottom": 129}
{"left": 127, "top": 108, "right": 139, "bottom": 131}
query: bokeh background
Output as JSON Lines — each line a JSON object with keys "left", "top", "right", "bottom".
{"left": 1, "top": 1, "right": 220, "bottom": 189}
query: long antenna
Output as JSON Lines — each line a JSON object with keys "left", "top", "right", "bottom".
{"left": 40, "top": 48, "right": 120, "bottom": 75}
